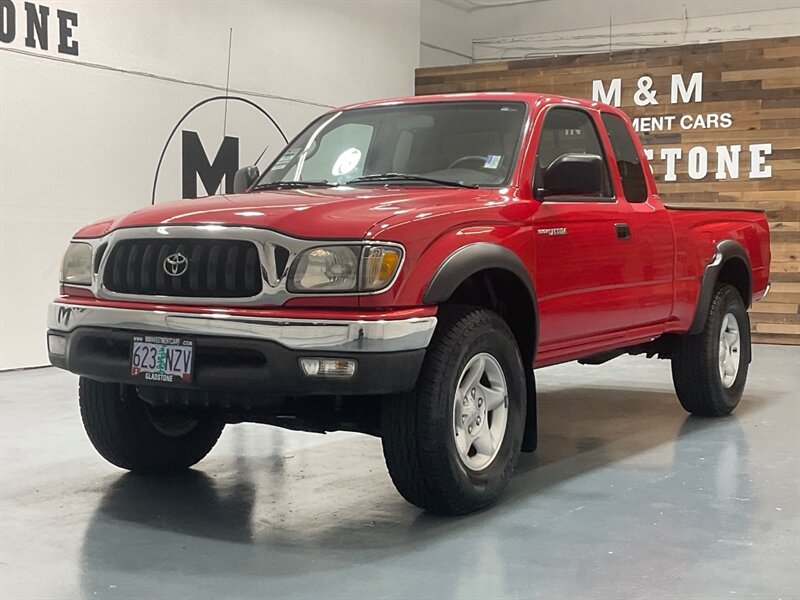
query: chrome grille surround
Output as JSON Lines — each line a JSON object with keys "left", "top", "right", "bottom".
{"left": 69, "top": 225, "right": 404, "bottom": 306}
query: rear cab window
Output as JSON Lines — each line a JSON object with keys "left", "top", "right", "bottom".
{"left": 600, "top": 113, "right": 649, "bottom": 203}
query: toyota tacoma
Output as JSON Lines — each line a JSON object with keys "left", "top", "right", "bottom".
{"left": 48, "top": 93, "right": 771, "bottom": 514}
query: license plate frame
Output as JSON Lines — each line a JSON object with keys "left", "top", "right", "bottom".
{"left": 130, "top": 334, "right": 195, "bottom": 384}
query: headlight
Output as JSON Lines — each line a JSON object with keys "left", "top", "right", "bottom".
{"left": 288, "top": 246, "right": 360, "bottom": 292}
{"left": 287, "top": 244, "right": 402, "bottom": 293}
{"left": 60, "top": 242, "right": 93, "bottom": 285}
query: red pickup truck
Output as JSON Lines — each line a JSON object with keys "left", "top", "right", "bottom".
{"left": 48, "top": 93, "right": 771, "bottom": 514}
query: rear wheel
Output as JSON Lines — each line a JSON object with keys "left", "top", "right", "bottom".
{"left": 671, "top": 284, "right": 750, "bottom": 416}
{"left": 79, "top": 377, "right": 224, "bottom": 473}
{"left": 381, "top": 307, "right": 526, "bottom": 515}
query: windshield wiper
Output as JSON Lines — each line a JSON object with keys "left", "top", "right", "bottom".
{"left": 345, "top": 173, "right": 479, "bottom": 189}
{"left": 253, "top": 180, "right": 338, "bottom": 190}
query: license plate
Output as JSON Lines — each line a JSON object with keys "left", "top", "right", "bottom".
{"left": 130, "top": 335, "right": 194, "bottom": 383}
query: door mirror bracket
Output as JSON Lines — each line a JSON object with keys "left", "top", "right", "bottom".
{"left": 233, "top": 165, "right": 260, "bottom": 194}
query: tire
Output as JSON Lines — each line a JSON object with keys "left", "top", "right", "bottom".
{"left": 671, "top": 284, "right": 751, "bottom": 416}
{"left": 381, "top": 306, "right": 527, "bottom": 515}
{"left": 79, "top": 377, "right": 224, "bottom": 474}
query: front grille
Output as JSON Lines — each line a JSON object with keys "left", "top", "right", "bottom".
{"left": 103, "top": 239, "right": 263, "bottom": 298}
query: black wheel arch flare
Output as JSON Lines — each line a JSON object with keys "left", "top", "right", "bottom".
{"left": 689, "top": 239, "right": 753, "bottom": 335}
{"left": 423, "top": 243, "right": 538, "bottom": 331}
{"left": 423, "top": 242, "right": 540, "bottom": 452}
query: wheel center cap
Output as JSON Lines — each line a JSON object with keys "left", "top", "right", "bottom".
{"left": 464, "top": 399, "right": 480, "bottom": 421}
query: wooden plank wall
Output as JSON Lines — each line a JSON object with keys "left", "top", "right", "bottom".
{"left": 416, "top": 36, "right": 800, "bottom": 345}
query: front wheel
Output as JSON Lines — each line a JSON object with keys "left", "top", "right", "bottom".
{"left": 381, "top": 307, "right": 526, "bottom": 515}
{"left": 671, "top": 284, "right": 751, "bottom": 416}
{"left": 79, "top": 377, "right": 224, "bottom": 474}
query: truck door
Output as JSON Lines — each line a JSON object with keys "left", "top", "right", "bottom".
{"left": 600, "top": 112, "right": 675, "bottom": 328}
{"left": 533, "top": 107, "right": 643, "bottom": 349}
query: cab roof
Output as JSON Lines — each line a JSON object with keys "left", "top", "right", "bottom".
{"left": 338, "top": 91, "right": 615, "bottom": 113}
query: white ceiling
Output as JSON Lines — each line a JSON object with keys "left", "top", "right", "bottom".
{"left": 434, "top": 0, "right": 549, "bottom": 12}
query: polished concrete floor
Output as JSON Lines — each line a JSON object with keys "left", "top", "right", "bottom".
{"left": 1, "top": 345, "right": 798, "bottom": 599}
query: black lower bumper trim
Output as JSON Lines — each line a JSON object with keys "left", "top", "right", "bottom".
{"left": 48, "top": 327, "right": 425, "bottom": 400}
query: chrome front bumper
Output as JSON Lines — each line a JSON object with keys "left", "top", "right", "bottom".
{"left": 48, "top": 302, "right": 437, "bottom": 353}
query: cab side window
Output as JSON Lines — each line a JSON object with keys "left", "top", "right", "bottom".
{"left": 535, "top": 108, "right": 612, "bottom": 199}
{"left": 601, "top": 113, "right": 649, "bottom": 203}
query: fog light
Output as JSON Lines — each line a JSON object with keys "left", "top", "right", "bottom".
{"left": 299, "top": 358, "right": 357, "bottom": 378}
{"left": 48, "top": 334, "right": 67, "bottom": 356}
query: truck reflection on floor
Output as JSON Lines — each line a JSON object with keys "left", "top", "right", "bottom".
{"left": 77, "top": 385, "right": 753, "bottom": 598}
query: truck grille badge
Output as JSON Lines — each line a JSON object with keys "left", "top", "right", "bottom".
{"left": 163, "top": 252, "right": 189, "bottom": 277}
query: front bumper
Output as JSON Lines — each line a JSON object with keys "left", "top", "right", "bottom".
{"left": 47, "top": 302, "right": 436, "bottom": 397}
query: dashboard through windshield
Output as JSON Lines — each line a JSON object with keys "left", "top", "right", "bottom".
{"left": 257, "top": 101, "right": 528, "bottom": 189}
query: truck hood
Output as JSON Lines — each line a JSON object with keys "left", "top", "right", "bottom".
{"left": 75, "top": 187, "right": 497, "bottom": 240}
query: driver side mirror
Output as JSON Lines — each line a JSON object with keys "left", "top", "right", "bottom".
{"left": 538, "top": 153, "right": 606, "bottom": 200}
{"left": 233, "top": 165, "right": 260, "bottom": 194}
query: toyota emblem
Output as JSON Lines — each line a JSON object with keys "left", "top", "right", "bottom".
{"left": 163, "top": 252, "right": 189, "bottom": 277}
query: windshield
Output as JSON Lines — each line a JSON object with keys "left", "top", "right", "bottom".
{"left": 257, "top": 101, "right": 527, "bottom": 188}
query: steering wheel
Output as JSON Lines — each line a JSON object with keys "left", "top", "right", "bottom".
{"left": 448, "top": 155, "right": 488, "bottom": 170}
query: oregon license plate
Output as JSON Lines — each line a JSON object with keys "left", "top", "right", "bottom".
{"left": 130, "top": 335, "right": 194, "bottom": 383}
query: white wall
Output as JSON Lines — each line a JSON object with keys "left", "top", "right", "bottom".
{"left": 420, "top": 0, "right": 800, "bottom": 64}
{"left": 420, "top": 0, "right": 472, "bottom": 66}
{"left": 0, "top": 0, "right": 420, "bottom": 369}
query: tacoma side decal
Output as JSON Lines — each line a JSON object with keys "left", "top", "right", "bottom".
{"left": 537, "top": 227, "right": 568, "bottom": 236}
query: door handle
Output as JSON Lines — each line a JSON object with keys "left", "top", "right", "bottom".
{"left": 615, "top": 223, "right": 631, "bottom": 240}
